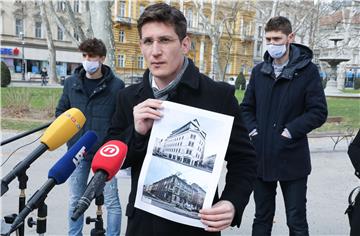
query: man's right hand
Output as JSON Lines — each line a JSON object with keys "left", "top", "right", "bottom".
{"left": 133, "top": 99, "right": 163, "bottom": 135}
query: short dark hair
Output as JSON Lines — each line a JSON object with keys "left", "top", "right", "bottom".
{"left": 265, "top": 16, "right": 292, "bottom": 35}
{"left": 137, "top": 3, "right": 187, "bottom": 40}
{"left": 78, "top": 38, "right": 107, "bottom": 57}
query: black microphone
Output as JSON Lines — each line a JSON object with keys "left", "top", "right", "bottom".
{"left": 0, "top": 122, "right": 51, "bottom": 146}
{"left": 71, "top": 140, "right": 127, "bottom": 221}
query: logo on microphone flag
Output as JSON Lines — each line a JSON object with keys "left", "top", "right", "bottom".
{"left": 100, "top": 144, "right": 120, "bottom": 157}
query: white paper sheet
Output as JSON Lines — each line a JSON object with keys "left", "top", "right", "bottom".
{"left": 134, "top": 101, "right": 234, "bottom": 228}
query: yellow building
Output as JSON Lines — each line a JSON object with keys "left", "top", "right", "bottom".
{"left": 112, "top": 0, "right": 255, "bottom": 83}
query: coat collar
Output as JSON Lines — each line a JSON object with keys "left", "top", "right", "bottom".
{"left": 135, "top": 58, "right": 200, "bottom": 99}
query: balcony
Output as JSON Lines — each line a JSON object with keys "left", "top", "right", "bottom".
{"left": 115, "top": 16, "right": 132, "bottom": 26}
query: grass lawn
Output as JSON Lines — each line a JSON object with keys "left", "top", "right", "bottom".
{"left": 1, "top": 87, "right": 63, "bottom": 109}
{"left": 1, "top": 87, "right": 62, "bottom": 130}
{"left": 342, "top": 89, "right": 360, "bottom": 94}
{"left": 1, "top": 87, "right": 359, "bottom": 132}
{"left": 234, "top": 89, "right": 359, "bottom": 132}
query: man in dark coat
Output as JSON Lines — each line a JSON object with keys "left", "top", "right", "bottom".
{"left": 240, "top": 16, "right": 328, "bottom": 236}
{"left": 347, "top": 129, "right": 360, "bottom": 236}
{"left": 105, "top": 3, "right": 257, "bottom": 236}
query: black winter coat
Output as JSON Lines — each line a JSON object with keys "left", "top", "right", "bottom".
{"left": 55, "top": 64, "right": 125, "bottom": 158}
{"left": 106, "top": 59, "right": 257, "bottom": 236}
{"left": 240, "top": 43, "right": 328, "bottom": 181}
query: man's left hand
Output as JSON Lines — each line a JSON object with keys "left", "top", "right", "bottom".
{"left": 199, "top": 200, "right": 235, "bottom": 232}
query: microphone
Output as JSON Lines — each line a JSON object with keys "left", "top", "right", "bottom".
{"left": 6, "top": 131, "right": 98, "bottom": 235}
{"left": 71, "top": 140, "right": 127, "bottom": 221}
{"left": 1, "top": 108, "right": 86, "bottom": 196}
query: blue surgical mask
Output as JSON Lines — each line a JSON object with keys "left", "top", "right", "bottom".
{"left": 266, "top": 44, "right": 287, "bottom": 59}
{"left": 82, "top": 60, "right": 100, "bottom": 74}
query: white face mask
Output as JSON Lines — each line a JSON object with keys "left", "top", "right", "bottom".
{"left": 266, "top": 44, "right": 287, "bottom": 59}
{"left": 82, "top": 60, "right": 100, "bottom": 74}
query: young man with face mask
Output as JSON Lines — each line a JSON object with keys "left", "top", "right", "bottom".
{"left": 55, "top": 38, "right": 125, "bottom": 236}
{"left": 240, "top": 16, "right": 328, "bottom": 235}
{"left": 105, "top": 3, "right": 257, "bottom": 236}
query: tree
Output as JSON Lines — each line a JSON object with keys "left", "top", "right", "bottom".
{"left": 89, "top": 0, "right": 116, "bottom": 69}
{"left": 192, "top": 1, "right": 247, "bottom": 81}
{"left": 40, "top": 0, "right": 57, "bottom": 84}
{"left": 47, "top": 0, "right": 116, "bottom": 71}
{"left": 235, "top": 71, "right": 246, "bottom": 90}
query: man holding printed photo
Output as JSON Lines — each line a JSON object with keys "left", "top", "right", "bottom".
{"left": 105, "top": 3, "right": 257, "bottom": 236}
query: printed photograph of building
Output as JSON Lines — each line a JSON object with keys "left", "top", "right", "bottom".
{"left": 152, "top": 119, "right": 216, "bottom": 172}
{"left": 143, "top": 173, "right": 206, "bottom": 219}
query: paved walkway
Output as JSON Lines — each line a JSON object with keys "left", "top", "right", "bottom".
{"left": 1, "top": 130, "right": 358, "bottom": 235}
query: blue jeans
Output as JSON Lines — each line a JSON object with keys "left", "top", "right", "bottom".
{"left": 252, "top": 177, "right": 309, "bottom": 236}
{"left": 68, "top": 160, "right": 122, "bottom": 236}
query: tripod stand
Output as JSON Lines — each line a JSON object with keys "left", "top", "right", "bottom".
{"left": 86, "top": 194, "right": 106, "bottom": 236}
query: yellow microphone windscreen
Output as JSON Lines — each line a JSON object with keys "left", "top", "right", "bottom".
{"left": 41, "top": 108, "right": 86, "bottom": 150}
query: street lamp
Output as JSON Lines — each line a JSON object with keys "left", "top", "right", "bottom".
{"left": 19, "top": 32, "right": 25, "bottom": 80}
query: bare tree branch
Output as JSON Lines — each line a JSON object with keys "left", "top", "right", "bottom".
{"left": 48, "top": 0, "right": 80, "bottom": 46}
{"left": 64, "top": 0, "right": 86, "bottom": 42}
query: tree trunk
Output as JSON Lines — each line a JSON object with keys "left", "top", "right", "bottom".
{"left": 89, "top": 0, "right": 116, "bottom": 70}
{"left": 40, "top": 1, "right": 57, "bottom": 84}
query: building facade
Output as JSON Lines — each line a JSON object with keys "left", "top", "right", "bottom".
{"left": 0, "top": 0, "right": 83, "bottom": 80}
{"left": 153, "top": 119, "right": 206, "bottom": 168}
{"left": 112, "top": 0, "right": 255, "bottom": 83}
{"left": 144, "top": 174, "right": 205, "bottom": 211}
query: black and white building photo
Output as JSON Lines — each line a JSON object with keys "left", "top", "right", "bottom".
{"left": 135, "top": 101, "right": 234, "bottom": 228}
{"left": 152, "top": 119, "right": 215, "bottom": 172}
{"left": 143, "top": 173, "right": 206, "bottom": 219}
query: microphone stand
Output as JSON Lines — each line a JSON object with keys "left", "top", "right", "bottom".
{"left": 1, "top": 122, "right": 51, "bottom": 146}
{"left": 86, "top": 194, "right": 105, "bottom": 236}
{"left": 17, "top": 172, "right": 28, "bottom": 236}
{"left": 27, "top": 201, "right": 47, "bottom": 236}
{"left": 2, "top": 170, "right": 28, "bottom": 236}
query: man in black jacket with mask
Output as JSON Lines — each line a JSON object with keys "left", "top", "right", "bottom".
{"left": 240, "top": 16, "right": 328, "bottom": 236}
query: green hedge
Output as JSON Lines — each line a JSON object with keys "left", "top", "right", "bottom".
{"left": 1, "top": 61, "right": 11, "bottom": 87}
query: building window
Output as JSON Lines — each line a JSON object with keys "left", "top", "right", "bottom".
{"left": 117, "top": 54, "right": 125, "bottom": 68}
{"left": 240, "top": 18, "right": 244, "bottom": 36}
{"left": 139, "top": 5, "right": 145, "bottom": 16}
{"left": 186, "top": 9, "right": 193, "bottom": 28}
{"left": 257, "top": 26, "right": 262, "bottom": 38}
{"left": 74, "top": 31, "right": 79, "bottom": 41}
{"left": 119, "top": 1, "right": 125, "bottom": 17}
{"left": 256, "top": 41, "right": 262, "bottom": 57}
{"left": 119, "top": 31, "right": 125, "bottom": 42}
{"left": 35, "top": 21, "right": 42, "bottom": 38}
{"left": 137, "top": 56, "right": 144, "bottom": 69}
{"left": 226, "top": 63, "right": 232, "bottom": 74}
{"left": 57, "top": 1, "right": 66, "bottom": 12}
{"left": 73, "top": 0, "right": 80, "bottom": 13}
{"left": 15, "top": 18, "right": 24, "bottom": 37}
{"left": 57, "top": 26, "right": 63, "bottom": 40}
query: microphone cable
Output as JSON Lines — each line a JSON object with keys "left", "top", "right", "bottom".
{"left": 1, "top": 134, "right": 42, "bottom": 167}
